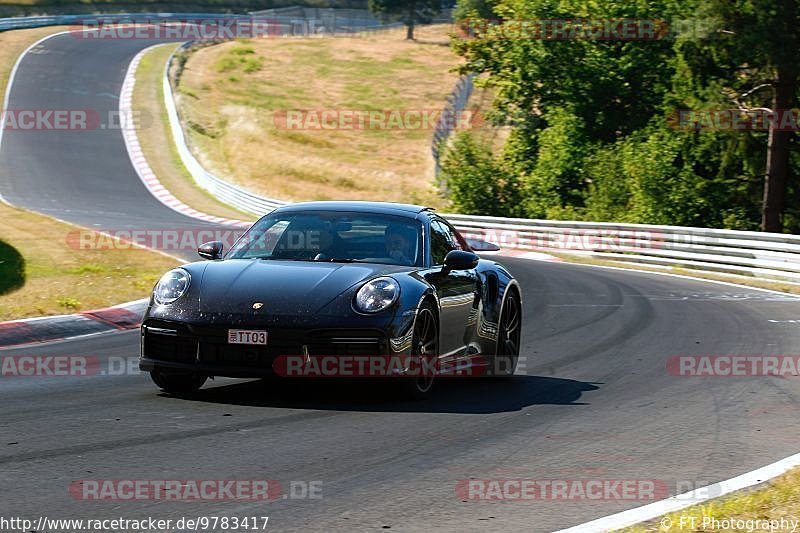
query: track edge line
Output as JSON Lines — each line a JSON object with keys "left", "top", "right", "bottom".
{"left": 552, "top": 455, "right": 800, "bottom": 532}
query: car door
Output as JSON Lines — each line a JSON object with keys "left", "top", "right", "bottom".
{"left": 424, "top": 218, "right": 479, "bottom": 368}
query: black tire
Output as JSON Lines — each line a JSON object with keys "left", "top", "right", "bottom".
{"left": 492, "top": 291, "right": 521, "bottom": 378}
{"left": 399, "top": 302, "right": 439, "bottom": 400}
{"left": 150, "top": 371, "right": 207, "bottom": 394}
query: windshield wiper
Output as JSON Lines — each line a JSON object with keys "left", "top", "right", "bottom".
{"left": 248, "top": 256, "right": 365, "bottom": 263}
{"left": 321, "top": 258, "right": 365, "bottom": 263}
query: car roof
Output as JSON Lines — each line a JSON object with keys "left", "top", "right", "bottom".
{"left": 272, "top": 201, "right": 433, "bottom": 217}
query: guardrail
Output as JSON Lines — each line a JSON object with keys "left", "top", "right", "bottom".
{"left": 432, "top": 73, "right": 473, "bottom": 177}
{"left": 163, "top": 44, "right": 286, "bottom": 215}
{"left": 446, "top": 214, "right": 800, "bottom": 283}
{"left": 250, "top": 7, "right": 395, "bottom": 34}
{"left": 0, "top": 11, "right": 398, "bottom": 35}
{"left": 0, "top": 13, "right": 259, "bottom": 32}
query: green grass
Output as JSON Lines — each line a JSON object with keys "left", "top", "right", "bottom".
{"left": 213, "top": 49, "right": 262, "bottom": 73}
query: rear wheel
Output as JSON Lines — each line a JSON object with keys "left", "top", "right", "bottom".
{"left": 493, "top": 291, "right": 521, "bottom": 378}
{"left": 400, "top": 302, "right": 438, "bottom": 400}
{"left": 150, "top": 371, "right": 207, "bottom": 394}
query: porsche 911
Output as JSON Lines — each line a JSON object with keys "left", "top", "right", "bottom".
{"left": 139, "top": 201, "right": 521, "bottom": 398}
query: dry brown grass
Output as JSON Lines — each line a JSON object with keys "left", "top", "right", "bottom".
{"left": 176, "top": 24, "right": 461, "bottom": 207}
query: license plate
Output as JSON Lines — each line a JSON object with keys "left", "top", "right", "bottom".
{"left": 228, "top": 329, "right": 268, "bottom": 345}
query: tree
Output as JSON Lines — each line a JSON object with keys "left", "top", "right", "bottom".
{"left": 439, "top": 132, "right": 525, "bottom": 216}
{"left": 677, "top": 0, "right": 800, "bottom": 232}
{"left": 368, "top": 0, "right": 442, "bottom": 40}
{"left": 442, "top": 0, "right": 800, "bottom": 232}
{"left": 452, "top": 0, "right": 496, "bottom": 23}
{"left": 451, "top": 0, "right": 681, "bottom": 217}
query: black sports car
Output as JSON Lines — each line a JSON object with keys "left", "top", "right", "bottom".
{"left": 139, "top": 201, "right": 521, "bottom": 398}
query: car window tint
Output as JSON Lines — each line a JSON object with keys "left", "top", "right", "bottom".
{"left": 430, "top": 220, "right": 455, "bottom": 265}
{"left": 439, "top": 220, "right": 465, "bottom": 251}
{"left": 448, "top": 223, "right": 469, "bottom": 250}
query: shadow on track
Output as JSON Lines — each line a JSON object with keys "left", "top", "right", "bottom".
{"left": 161, "top": 375, "right": 601, "bottom": 414}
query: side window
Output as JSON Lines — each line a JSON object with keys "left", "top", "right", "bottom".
{"left": 430, "top": 220, "right": 457, "bottom": 265}
{"left": 442, "top": 221, "right": 467, "bottom": 251}
{"left": 454, "top": 229, "right": 469, "bottom": 250}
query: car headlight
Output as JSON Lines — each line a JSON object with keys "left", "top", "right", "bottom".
{"left": 154, "top": 268, "right": 190, "bottom": 305}
{"left": 354, "top": 277, "right": 399, "bottom": 313}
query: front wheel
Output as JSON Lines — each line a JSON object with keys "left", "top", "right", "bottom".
{"left": 150, "top": 371, "right": 207, "bottom": 394}
{"left": 492, "top": 291, "right": 521, "bottom": 378}
{"left": 399, "top": 302, "right": 438, "bottom": 400}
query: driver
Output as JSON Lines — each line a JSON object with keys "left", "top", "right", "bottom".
{"left": 385, "top": 224, "right": 415, "bottom": 264}
{"left": 316, "top": 226, "right": 335, "bottom": 252}
{"left": 311, "top": 225, "right": 339, "bottom": 260}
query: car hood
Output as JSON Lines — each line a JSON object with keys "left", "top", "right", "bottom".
{"left": 196, "top": 259, "right": 402, "bottom": 315}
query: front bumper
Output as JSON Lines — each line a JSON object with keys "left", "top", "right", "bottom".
{"left": 139, "top": 318, "right": 406, "bottom": 378}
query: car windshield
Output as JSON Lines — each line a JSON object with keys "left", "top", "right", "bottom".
{"left": 226, "top": 211, "right": 423, "bottom": 267}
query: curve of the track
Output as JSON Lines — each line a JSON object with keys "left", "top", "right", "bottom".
{"left": 2, "top": 32, "right": 800, "bottom": 533}
{"left": 0, "top": 32, "right": 221, "bottom": 249}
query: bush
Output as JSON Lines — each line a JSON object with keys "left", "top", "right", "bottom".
{"left": 439, "top": 132, "right": 523, "bottom": 217}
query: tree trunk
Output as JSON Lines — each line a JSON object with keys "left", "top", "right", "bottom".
{"left": 761, "top": 67, "right": 796, "bottom": 232}
{"left": 406, "top": 0, "right": 416, "bottom": 40}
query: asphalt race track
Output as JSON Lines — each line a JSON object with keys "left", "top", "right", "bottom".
{"left": 2, "top": 31, "right": 800, "bottom": 532}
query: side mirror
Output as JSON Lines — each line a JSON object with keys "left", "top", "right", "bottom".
{"left": 466, "top": 238, "right": 501, "bottom": 252}
{"left": 443, "top": 250, "right": 479, "bottom": 272}
{"left": 198, "top": 240, "right": 223, "bottom": 260}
